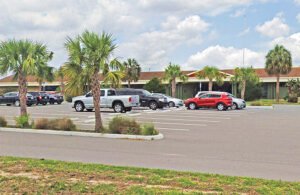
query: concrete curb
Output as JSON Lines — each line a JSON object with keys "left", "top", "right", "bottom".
{"left": 0, "top": 127, "right": 164, "bottom": 141}
{"left": 246, "top": 106, "right": 274, "bottom": 109}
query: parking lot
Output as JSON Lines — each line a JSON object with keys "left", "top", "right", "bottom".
{"left": 1, "top": 103, "right": 300, "bottom": 181}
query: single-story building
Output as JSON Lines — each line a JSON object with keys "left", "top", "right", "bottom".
{"left": 1, "top": 67, "right": 300, "bottom": 99}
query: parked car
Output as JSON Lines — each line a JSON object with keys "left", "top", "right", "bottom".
{"left": 195, "top": 91, "right": 246, "bottom": 110}
{"left": 152, "top": 93, "right": 184, "bottom": 107}
{"left": 72, "top": 88, "right": 140, "bottom": 113}
{"left": 40, "top": 92, "right": 64, "bottom": 104}
{"left": 0, "top": 92, "right": 36, "bottom": 106}
{"left": 28, "top": 91, "right": 49, "bottom": 105}
{"left": 116, "top": 88, "right": 167, "bottom": 110}
{"left": 185, "top": 91, "right": 232, "bottom": 111}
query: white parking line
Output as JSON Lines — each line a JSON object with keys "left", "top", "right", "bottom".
{"left": 139, "top": 114, "right": 231, "bottom": 120}
{"left": 134, "top": 116, "right": 220, "bottom": 123}
{"left": 158, "top": 127, "right": 190, "bottom": 131}
{"left": 152, "top": 122, "right": 207, "bottom": 126}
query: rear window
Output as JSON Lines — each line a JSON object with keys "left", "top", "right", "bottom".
{"left": 210, "top": 94, "right": 221, "bottom": 98}
{"left": 107, "top": 90, "right": 116, "bottom": 96}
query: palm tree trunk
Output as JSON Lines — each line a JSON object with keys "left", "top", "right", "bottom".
{"left": 276, "top": 75, "right": 280, "bottom": 103}
{"left": 18, "top": 72, "right": 27, "bottom": 116}
{"left": 128, "top": 80, "right": 131, "bottom": 88}
{"left": 171, "top": 78, "right": 176, "bottom": 97}
{"left": 208, "top": 79, "right": 213, "bottom": 91}
{"left": 91, "top": 71, "right": 102, "bottom": 132}
{"left": 241, "top": 80, "right": 246, "bottom": 100}
{"left": 39, "top": 81, "right": 42, "bottom": 91}
{"left": 60, "top": 78, "right": 65, "bottom": 95}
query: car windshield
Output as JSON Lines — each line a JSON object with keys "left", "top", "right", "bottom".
{"left": 142, "top": 90, "right": 151, "bottom": 96}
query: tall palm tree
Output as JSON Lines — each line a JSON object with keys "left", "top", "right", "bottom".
{"left": 197, "top": 66, "right": 226, "bottom": 91}
{"left": 103, "top": 59, "right": 125, "bottom": 88}
{"left": 36, "top": 66, "right": 54, "bottom": 91}
{"left": 123, "top": 58, "right": 141, "bottom": 88}
{"left": 164, "top": 63, "right": 188, "bottom": 97}
{"left": 265, "top": 45, "right": 292, "bottom": 102}
{"left": 0, "top": 40, "right": 53, "bottom": 116}
{"left": 231, "top": 67, "right": 259, "bottom": 99}
{"left": 65, "top": 31, "right": 117, "bottom": 132}
{"left": 54, "top": 66, "right": 66, "bottom": 95}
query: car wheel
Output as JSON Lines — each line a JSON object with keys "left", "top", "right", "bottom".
{"left": 57, "top": 102, "right": 62, "bottom": 105}
{"left": 14, "top": 100, "right": 20, "bottom": 107}
{"left": 217, "top": 103, "right": 225, "bottom": 111}
{"left": 74, "top": 102, "right": 84, "bottom": 112}
{"left": 113, "top": 102, "right": 124, "bottom": 113}
{"left": 86, "top": 109, "right": 93, "bottom": 112}
{"left": 231, "top": 103, "right": 238, "bottom": 110}
{"left": 188, "top": 103, "right": 197, "bottom": 110}
{"left": 168, "top": 101, "right": 175, "bottom": 107}
{"left": 149, "top": 101, "right": 158, "bottom": 110}
{"left": 42, "top": 102, "right": 47, "bottom": 106}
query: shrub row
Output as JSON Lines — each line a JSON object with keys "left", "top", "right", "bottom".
{"left": 107, "top": 116, "right": 158, "bottom": 136}
{"left": 34, "top": 118, "right": 76, "bottom": 131}
{"left": 0, "top": 116, "right": 7, "bottom": 127}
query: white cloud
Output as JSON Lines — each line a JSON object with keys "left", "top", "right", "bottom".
{"left": 238, "top": 27, "right": 251, "bottom": 36}
{"left": 295, "top": 0, "right": 300, "bottom": 5}
{"left": 231, "top": 9, "right": 246, "bottom": 17}
{"left": 185, "top": 45, "right": 265, "bottom": 70}
{"left": 270, "top": 33, "right": 300, "bottom": 65}
{"left": 118, "top": 15, "right": 210, "bottom": 70}
{"left": 256, "top": 14, "right": 290, "bottom": 38}
{"left": 297, "top": 13, "right": 300, "bottom": 23}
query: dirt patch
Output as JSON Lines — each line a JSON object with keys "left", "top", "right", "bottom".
{"left": 0, "top": 170, "right": 40, "bottom": 179}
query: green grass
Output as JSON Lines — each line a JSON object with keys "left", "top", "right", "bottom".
{"left": 247, "top": 99, "right": 300, "bottom": 106}
{"left": 0, "top": 156, "right": 300, "bottom": 194}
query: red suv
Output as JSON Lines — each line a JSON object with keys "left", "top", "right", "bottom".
{"left": 184, "top": 92, "right": 232, "bottom": 111}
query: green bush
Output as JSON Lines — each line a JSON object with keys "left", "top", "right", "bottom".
{"left": 108, "top": 116, "right": 141, "bottom": 135}
{"left": 141, "top": 123, "right": 158, "bottom": 135}
{"left": 15, "top": 114, "right": 31, "bottom": 128}
{"left": 34, "top": 118, "right": 76, "bottom": 131}
{"left": 0, "top": 116, "right": 7, "bottom": 127}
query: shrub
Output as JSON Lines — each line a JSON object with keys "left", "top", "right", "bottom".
{"left": 0, "top": 116, "right": 7, "bottom": 127}
{"left": 34, "top": 118, "right": 76, "bottom": 131}
{"left": 15, "top": 114, "right": 31, "bottom": 128}
{"left": 141, "top": 123, "right": 158, "bottom": 135}
{"left": 108, "top": 116, "right": 141, "bottom": 135}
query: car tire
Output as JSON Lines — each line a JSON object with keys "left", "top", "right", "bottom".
{"left": 231, "top": 103, "right": 238, "bottom": 110}
{"left": 57, "top": 102, "right": 62, "bottom": 105}
{"left": 149, "top": 101, "right": 158, "bottom": 110}
{"left": 86, "top": 109, "right": 93, "bottom": 112}
{"left": 42, "top": 102, "right": 47, "bottom": 106}
{"left": 74, "top": 101, "right": 84, "bottom": 112}
{"left": 168, "top": 101, "right": 175, "bottom": 107}
{"left": 113, "top": 102, "right": 124, "bottom": 113}
{"left": 14, "top": 100, "right": 20, "bottom": 107}
{"left": 188, "top": 102, "right": 197, "bottom": 110}
{"left": 49, "top": 99, "right": 55, "bottom": 104}
{"left": 217, "top": 103, "right": 225, "bottom": 111}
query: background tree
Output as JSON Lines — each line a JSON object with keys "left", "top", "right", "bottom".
{"left": 144, "top": 77, "right": 165, "bottom": 93}
{"left": 197, "top": 66, "right": 225, "bottom": 91}
{"left": 0, "top": 40, "right": 53, "bottom": 116}
{"left": 164, "top": 63, "right": 188, "bottom": 97}
{"left": 231, "top": 67, "right": 259, "bottom": 99}
{"left": 123, "top": 58, "right": 141, "bottom": 88}
{"left": 286, "top": 79, "right": 300, "bottom": 102}
{"left": 36, "top": 66, "right": 54, "bottom": 91}
{"left": 65, "top": 31, "right": 117, "bottom": 132}
{"left": 103, "top": 59, "right": 124, "bottom": 88}
{"left": 54, "top": 66, "right": 65, "bottom": 95}
{"left": 265, "top": 45, "right": 292, "bottom": 102}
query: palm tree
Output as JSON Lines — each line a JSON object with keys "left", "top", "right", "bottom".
{"left": 0, "top": 40, "right": 53, "bottom": 116}
{"left": 65, "top": 31, "right": 117, "bottom": 132}
{"left": 123, "top": 58, "right": 141, "bottom": 88}
{"left": 103, "top": 59, "right": 125, "bottom": 88}
{"left": 54, "top": 66, "right": 65, "bottom": 95}
{"left": 231, "top": 67, "right": 259, "bottom": 99}
{"left": 36, "top": 66, "right": 54, "bottom": 91}
{"left": 197, "top": 66, "right": 225, "bottom": 91}
{"left": 265, "top": 45, "right": 292, "bottom": 102}
{"left": 163, "top": 63, "right": 188, "bottom": 97}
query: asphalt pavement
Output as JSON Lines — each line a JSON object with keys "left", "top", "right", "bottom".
{"left": 1, "top": 103, "right": 300, "bottom": 181}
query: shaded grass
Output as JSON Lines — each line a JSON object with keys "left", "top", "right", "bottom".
{"left": 0, "top": 156, "right": 300, "bottom": 194}
{"left": 247, "top": 99, "right": 300, "bottom": 106}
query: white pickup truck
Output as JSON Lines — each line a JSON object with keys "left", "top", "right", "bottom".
{"left": 72, "top": 89, "right": 140, "bottom": 113}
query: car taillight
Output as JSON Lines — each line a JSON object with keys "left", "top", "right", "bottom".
{"left": 129, "top": 97, "right": 132, "bottom": 102}
{"left": 39, "top": 96, "right": 42, "bottom": 100}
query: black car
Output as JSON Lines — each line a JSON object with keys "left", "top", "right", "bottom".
{"left": 0, "top": 92, "right": 37, "bottom": 106}
{"left": 28, "top": 92, "right": 49, "bottom": 105}
{"left": 116, "top": 88, "right": 167, "bottom": 110}
{"left": 40, "top": 92, "right": 64, "bottom": 104}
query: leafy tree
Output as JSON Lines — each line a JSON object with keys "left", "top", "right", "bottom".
{"left": 36, "top": 66, "right": 54, "bottom": 91}
{"left": 103, "top": 59, "right": 125, "bottom": 88}
{"left": 163, "top": 63, "right": 188, "bottom": 97}
{"left": 265, "top": 45, "right": 292, "bottom": 102}
{"left": 54, "top": 66, "right": 65, "bottom": 95}
{"left": 65, "top": 31, "right": 117, "bottom": 132}
{"left": 286, "top": 79, "right": 300, "bottom": 102}
{"left": 123, "top": 58, "right": 141, "bottom": 88}
{"left": 144, "top": 77, "right": 165, "bottom": 93}
{"left": 231, "top": 67, "right": 259, "bottom": 99}
{"left": 0, "top": 40, "right": 53, "bottom": 116}
{"left": 196, "top": 66, "right": 225, "bottom": 91}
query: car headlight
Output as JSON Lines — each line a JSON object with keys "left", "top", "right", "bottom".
{"left": 159, "top": 98, "right": 164, "bottom": 102}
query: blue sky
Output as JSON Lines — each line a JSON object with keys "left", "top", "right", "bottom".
{"left": 0, "top": 0, "right": 300, "bottom": 73}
